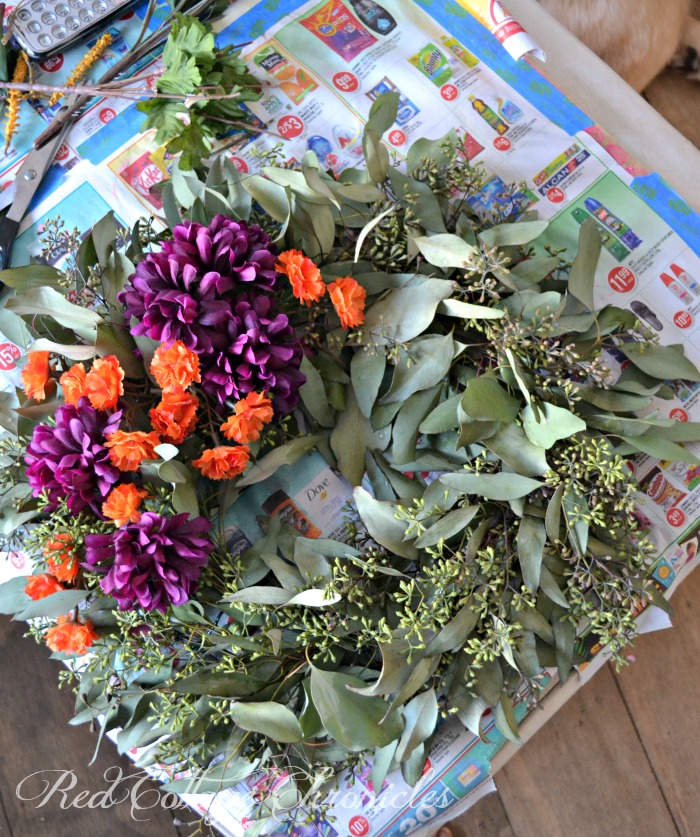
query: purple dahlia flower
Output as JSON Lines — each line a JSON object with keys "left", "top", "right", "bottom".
{"left": 201, "top": 293, "right": 306, "bottom": 413}
{"left": 83, "top": 512, "right": 214, "bottom": 613}
{"left": 118, "top": 215, "right": 278, "bottom": 353}
{"left": 25, "top": 398, "right": 121, "bottom": 516}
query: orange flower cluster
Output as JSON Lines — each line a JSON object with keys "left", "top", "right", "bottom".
{"left": 25, "top": 573, "right": 64, "bottom": 601}
{"left": 102, "top": 484, "right": 150, "bottom": 526}
{"left": 221, "top": 392, "right": 274, "bottom": 444}
{"left": 193, "top": 445, "right": 250, "bottom": 480}
{"left": 276, "top": 250, "right": 326, "bottom": 306}
{"left": 105, "top": 430, "right": 160, "bottom": 472}
{"left": 275, "top": 250, "right": 366, "bottom": 329}
{"left": 43, "top": 533, "right": 79, "bottom": 583}
{"left": 150, "top": 341, "right": 201, "bottom": 392}
{"left": 45, "top": 616, "right": 98, "bottom": 656}
{"left": 328, "top": 277, "right": 366, "bottom": 329}
{"left": 58, "top": 355, "right": 125, "bottom": 410}
{"left": 150, "top": 390, "right": 199, "bottom": 444}
{"left": 21, "top": 351, "right": 54, "bottom": 402}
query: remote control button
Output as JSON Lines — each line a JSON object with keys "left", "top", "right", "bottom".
{"left": 52, "top": 24, "right": 67, "bottom": 38}
{"left": 30, "top": 0, "right": 46, "bottom": 10}
{"left": 28, "top": 19, "right": 41, "bottom": 31}
{"left": 41, "top": 10, "right": 56, "bottom": 22}
{"left": 38, "top": 33, "right": 51, "bottom": 46}
{"left": 65, "top": 14, "right": 80, "bottom": 28}
{"left": 68, "top": 0, "right": 83, "bottom": 7}
{"left": 78, "top": 6, "right": 93, "bottom": 20}
{"left": 55, "top": 2, "right": 70, "bottom": 13}
{"left": 17, "top": 8, "right": 31, "bottom": 19}
{"left": 92, "top": 0, "right": 107, "bottom": 10}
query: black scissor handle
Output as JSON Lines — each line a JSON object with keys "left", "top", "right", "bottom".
{"left": 0, "top": 215, "right": 20, "bottom": 271}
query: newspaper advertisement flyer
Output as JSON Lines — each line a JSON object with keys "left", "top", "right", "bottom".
{"left": 2, "top": 0, "right": 700, "bottom": 833}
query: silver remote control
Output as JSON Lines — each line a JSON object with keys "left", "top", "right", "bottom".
{"left": 12, "top": 0, "right": 137, "bottom": 59}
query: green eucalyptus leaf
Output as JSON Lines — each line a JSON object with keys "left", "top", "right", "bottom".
{"left": 484, "top": 422, "right": 549, "bottom": 477}
{"left": 437, "top": 299, "right": 504, "bottom": 319}
{"left": 521, "top": 402, "right": 586, "bottom": 450}
{"left": 351, "top": 349, "right": 386, "bottom": 418}
{"left": 0, "top": 264, "right": 66, "bottom": 292}
{"left": 392, "top": 386, "right": 440, "bottom": 466}
{"left": 567, "top": 219, "right": 601, "bottom": 311}
{"left": 29, "top": 339, "right": 96, "bottom": 361}
{"left": 619, "top": 434, "right": 700, "bottom": 464}
{"left": 299, "top": 357, "right": 335, "bottom": 427}
{"left": 419, "top": 393, "right": 461, "bottom": 434}
{"left": 0, "top": 576, "right": 33, "bottom": 615}
{"left": 461, "top": 376, "right": 520, "bottom": 422}
{"left": 230, "top": 701, "right": 303, "bottom": 743}
{"left": 237, "top": 436, "right": 322, "bottom": 487}
{"left": 516, "top": 515, "right": 546, "bottom": 591}
{"left": 480, "top": 219, "right": 548, "bottom": 247}
{"left": 354, "top": 487, "right": 418, "bottom": 560}
{"left": 16, "top": 589, "right": 88, "bottom": 620}
{"left": 440, "top": 472, "right": 543, "bottom": 501}
{"left": 361, "top": 278, "right": 452, "bottom": 345}
{"left": 539, "top": 564, "right": 569, "bottom": 609}
{"left": 6, "top": 287, "right": 102, "bottom": 341}
{"left": 395, "top": 689, "right": 438, "bottom": 763}
{"left": 380, "top": 333, "right": 454, "bottom": 404}
{"left": 414, "top": 505, "right": 479, "bottom": 548}
{"left": 413, "top": 233, "right": 474, "bottom": 268}
{"left": 545, "top": 483, "right": 565, "bottom": 541}
{"left": 619, "top": 342, "right": 700, "bottom": 382}
{"left": 425, "top": 599, "right": 479, "bottom": 655}
{"left": 331, "top": 389, "right": 390, "bottom": 486}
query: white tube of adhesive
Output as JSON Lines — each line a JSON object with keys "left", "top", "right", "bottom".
{"left": 454, "top": 0, "right": 546, "bottom": 62}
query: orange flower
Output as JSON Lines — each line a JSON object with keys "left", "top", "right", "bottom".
{"left": 105, "top": 430, "right": 161, "bottom": 472}
{"left": 328, "top": 277, "right": 366, "bottom": 329}
{"left": 150, "top": 341, "right": 201, "bottom": 392}
{"left": 102, "top": 484, "right": 149, "bottom": 527}
{"left": 276, "top": 249, "right": 326, "bottom": 306}
{"left": 43, "top": 533, "right": 79, "bottom": 583}
{"left": 150, "top": 391, "right": 199, "bottom": 444}
{"left": 221, "top": 392, "right": 274, "bottom": 444}
{"left": 85, "top": 355, "right": 124, "bottom": 411}
{"left": 59, "top": 362, "right": 87, "bottom": 406}
{"left": 21, "top": 351, "right": 53, "bottom": 402}
{"left": 193, "top": 445, "right": 250, "bottom": 480}
{"left": 45, "top": 616, "right": 98, "bottom": 656}
{"left": 25, "top": 573, "right": 64, "bottom": 600}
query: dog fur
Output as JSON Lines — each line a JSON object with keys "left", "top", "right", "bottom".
{"left": 538, "top": 0, "right": 700, "bottom": 91}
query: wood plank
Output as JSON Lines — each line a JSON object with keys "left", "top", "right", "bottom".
{"left": 615, "top": 567, "right": 700, "bottom": 837}
{"left": 444, "top": 791, "right": 515, "bottom": 837}
{"left": 495, "top": 665, "right": 679, "bottom": 837}
{"left": 0, "top": 618, "right": 183, "bottom": 837}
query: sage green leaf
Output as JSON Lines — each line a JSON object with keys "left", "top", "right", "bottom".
{"left": 365, "top": 90, "right": 400, "bottom": 135}
{"left": 513, "top": 630, "right": 540, "bottom": 677}
{"left": 582, "top": 388, "right": 652, "bottom": 412}
{"left": 0, "top": 576, "right": 32, "bottom": 615}
{"left": 300, "top": 679, "right": 324, "bottom": 739}
{"left": 243, "top": 176, "right": 291, "bottom": 227}
{"left": 0, "top": 307, "right": 31, "bottom": 349}
{"left": 260, "top": 552, "right": 303, "bottom": 591}
{"left": 230, "top": 701, "right": 303, "bottom": 743}
{"left": 172, "top": 482, "right": 199, "bottom": 517}
{"left": 539, "top": 564, "right": 569, "bottom": 609}
{"left": 505, "top": 347, "right": 531, "bottom": 404}
{"left": 331, "top": 389, "right": 390, "bottom": 485}
{"left": 440, "top": 472, "right": 543, "bottom": 501}
{"left": 95, "top": 323, "right": 144, "bottom": 379}
{"left": 619, "top": 434, "right": 700, "bottom": 464}
{"left": 567, "top": 219, "right": 601, "bottom": 311}
{"left": 299, "top": 357, "right": 335, "bottom": 427}
{"left": 237, "top": 436, "right": 322, "bottom": 487}
{"left": 414, "top": 505, "right": 479, "bottom": 548}
{"left": 309, "top": 667, "right": 404, "bottom": 751}
{"left": 371, "top": 740, "right": 399, "bottom": 800}
{"left": 392, "top": 386, "right": 440, "bottom": 465}
{"left": 0, "top": 264, "right": 66, "bottom": 292}
{"left": 461, "top": 376, "right": 520, "bottom": 422}
{"left": 6, "top": 287, "right": 103, "bottom": 341}
{"left": 511, "top": 256, "right": 560, "bottom": 285}
{"left": 395, "top": 689, "right": 438, "bottom": 763}
{"left": 380, "top": 333, "right": 454, "bottom": 404}
{"left": 516, "top": 516, "right": 546, "bottom": 591}
{"left": 484, "top": 422, "right": 549, "bottom": 477}
{"left": 164, "top": 758, "right": 258, "bottom": 794}
{"left": 363, "top": 127, "right": 390, "bottom": 183}
{"left": 480, "top": 219, "right": 548, "bottom": 247}
{"left": 474, "top": 658, "right": 503, "bottom": 706}
{"left": 425, "top": 599, "right": 479, "bottom": 655}
{"left": 262, "top": 166, "right": 330, "bottom": 205}
{"left": 413, "top": 233, "right": 475, "bottom": 268}
{"left": 494, "top": 694, "right": 522, "bottom": 744}
{"left": 29, "top": 339, "right": 96, "bottom": 361}
{"left": 384, "top": 655, "right": 440, "bottom": 716}
{"left": 522, "top": 402, "right": 586, "bottom": 449}
{"left": 619, "top": 342, "right": 700, "bottom": 382}
{"left": 16, "top": 589, "right": 88, "bottom": 620}
{"left": 513, "top": 604, "right": 555, "bottom": 643}
{"left": 158, "top": 459, "right": 192, "bottom": 485}
{"left": 437, "top": 299, "right": 504, "bottom": 319}
{"left": 563, "top": 489, "right": 589, "bottom": 555}
{"left": 354, "top": 487, "right": 418, "bottom": 560}
{"left": 173, "top": 669, "right": 275, "bottom": 697}
{"left": 361, "top": 278, "right": 452, "bottom": 345}
{"left": 285, "top": 588, "right": 342, "bottom": 607}
{"left": 354, "top": 204, "right": 397, "bottom": 262}
{"left": 348, "top": 641, "right": 413, "bottom": 697}
{"left": 351, "top": 350, "right": 386, "bottom": 418}
{"left": 223, "top": 587, "right": 292, "bottom": 606}
{"left": 552, "top": 607, "right": 576, "bottom": 682}
{"left": 419, "top": 393, "right": 461, "bottom": 434}
{"left": 545, "top": 483, "right": 565, "bottom": 542}
{"left": 406, "top": 130, "right": 457, "bottom": 170}
{"left": 365, "top": 450, "right": 398, "bottom": 501}
{"left": 503, "top": 290, "right": 561, "bottom": 324}
{"left": 373, "top": 450, "right": 423, "bottom": 501}
{"left": 652, "top": 420, "right": 700, "bottom": 442}
{"left": 293, "top": 541, "right": 333, "bottom": 583}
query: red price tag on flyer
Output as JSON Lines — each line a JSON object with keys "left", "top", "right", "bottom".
{"left": 674, "top": 311, "right": 693, "bottom": 329}
{"left": 388, "top": 129, "right": 406, "bottom": 146}
{"left": 40, "top": 55, "right": 63, "bottom": 72}
{"left": 607, "top": 266, "right": 636, "bottom": 293}
{"left": 546, "top": 187, "right": 565, "bottom": 203}
{"left": 277, "top": 115, "right": 305, "bottom": 138}
{"left": 100, "top": 108, "right": 117, "bottom": 124}
{"left": 493, "top": 136, "right": 511, "bottom": 151}
{"left": 0, "top": 342, "right": 21, "bottom": 370}
{"left": 441, "top": 83, "right": 459, "bottom": 101}
{"left": 670, "top": 408, "right": 689, "bottom": 421}
{"left": 229, "top": 156, "right": 249, "bottom": 173}
{"left": 333, "top": 72, "right": 359, "bottom": 93}
{"left": 349, "top": 816, "right": 369, "bottom": 836}
{"left": 667, "top": 507, "right": 686, "bottom": 527}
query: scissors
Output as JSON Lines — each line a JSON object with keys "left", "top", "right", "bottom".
{"left": 0, "top": 92, "right": 82, "bottom": 271}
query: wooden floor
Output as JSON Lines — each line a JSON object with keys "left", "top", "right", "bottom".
{"left": 2, "top": 45, "right": 700, "bottom": 837}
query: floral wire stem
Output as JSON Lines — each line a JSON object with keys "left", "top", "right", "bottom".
{"left": 49, "top": 33, "right": 113, "bottom": 106}
{"left": 3, "top": 50, "right": 28, "bottom": 152}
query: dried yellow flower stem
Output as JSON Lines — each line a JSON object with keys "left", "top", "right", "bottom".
{"left": 3, "top": 51, "right": 29, "bottom": 153}
{"left": 49, "top": 34, "right": 113, "bottom": 106}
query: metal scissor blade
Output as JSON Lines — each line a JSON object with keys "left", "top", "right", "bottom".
{"left": 5, "top": 93, "right": 82, "bottom": 224}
